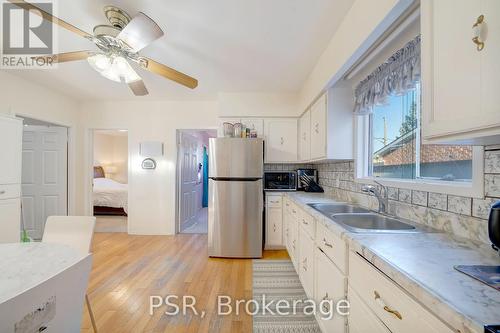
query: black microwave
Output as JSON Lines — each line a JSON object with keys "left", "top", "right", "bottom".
{"left": 264, "top": 171, "right": 297, "bottom": 191}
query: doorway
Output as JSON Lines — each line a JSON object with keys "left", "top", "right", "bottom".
{"left": 20, "top": 117, "right": 68, "bottom": 240}
{"left": 177, "top": 129, "right": 216, "bottom": 234}
{"left": 91, "top": 129, "right": 129, "bottom": 233}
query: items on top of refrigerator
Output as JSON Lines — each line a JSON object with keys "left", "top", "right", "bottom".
{"left": 222, "top": 122, "right": 258, "bottom": 138}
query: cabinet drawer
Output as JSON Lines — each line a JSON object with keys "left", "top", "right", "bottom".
{"left": 266, "top": 194, "right": 282, "bottom": 208}
{"left": 349, "top": 252, "right": 454, "bottom": 333}
{"left": 0, "top": 184, "right": 20, "bottom": 200}
{"left": 348, "top": 286, "right": 390, "bottom": 333}
{"left": 316, "top": 222, "right": 347, "bottom": 274}
{"left": 299, "top": 209, "right": 315, "bottom": 238}
{"left": 315, "top": 248, "right": 346, "bottom": 333}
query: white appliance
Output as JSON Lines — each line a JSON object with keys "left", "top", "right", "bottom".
{"left": 208, "top": 138, "right": 264, "bottom": 258}
{"left": 0, "top": 114, "right": 23, "bottom": 243}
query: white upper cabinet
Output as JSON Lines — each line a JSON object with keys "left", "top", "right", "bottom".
{"left": 240, "top": 118, "right": 264, "bottom": 137}
{"left": 299, "top": 88, "right": 353, "bottom": 162}
{"left": 310, "top": 94, "right": 327, "bottom": 159}
{"left": 264, "top": 118, "right": 298, "bottom": 163}
{"left": 299, "top": 110, "right": 311, "bottom": 161}
{"left": 421, "top": 0, "right": 500, "bottom": 144}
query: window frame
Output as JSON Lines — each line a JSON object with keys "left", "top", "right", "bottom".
{"left": 354, "top": 111, "right": 484, "bottom": 199}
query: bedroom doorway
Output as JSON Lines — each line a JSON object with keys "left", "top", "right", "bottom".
{"left": 176, "top": 129, "right": 216, "bottom": 234}
{"left": 92, "top": 129, "right": 128, "bottom": 233}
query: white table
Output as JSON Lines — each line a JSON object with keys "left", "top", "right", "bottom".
{"left": 0, "top": 242, "right": 92, "bottom": 332}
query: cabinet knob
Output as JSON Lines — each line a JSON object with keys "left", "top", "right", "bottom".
{"left": 280, "top": 137, "right": 284, "bottom": 145}
{"left": 323, "top": 238, "right": 333, "bottom": 248}
{"left": 0, "top": 190, "right": 5, "bottom": 195}
{"left": 302, "top": 219, "right": 309, "bottom": 225}
{"left": 472, "top": 14, "right": 485, "bottom": 51}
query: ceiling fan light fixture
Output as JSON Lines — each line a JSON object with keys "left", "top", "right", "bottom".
{"left": 88, "top": 54, "right": 141, "bottom": 83}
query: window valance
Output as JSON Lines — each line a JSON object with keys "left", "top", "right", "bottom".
{"left": 353, "top": 35, "right": 421, "bottom": 115}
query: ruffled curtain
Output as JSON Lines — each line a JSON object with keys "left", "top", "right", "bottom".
{"left": 353, "top": 35, "right": 421, "bottom": 115}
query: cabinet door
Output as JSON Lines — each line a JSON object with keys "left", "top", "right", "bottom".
{"left": 310, "top": 95, "right": 327, "bottom": 159}
{"left": 298, "top": 111, "right": 311, "bottom": 161}
{"left": 241, "top": 118, "right": 264, "bottom": 137}
{"left": 315, "top": 248, "right": 346, "bottom": 333}
{"left": 0, "top": 117, "right": 22, "bottom": 185}
{"left": 289, "top": 215, "right": 299, "bottom": 271}
{"left": 264, "top": 119, "right": 298, "bottom": 162}
{"left": 422, "top": 0, "right": 500, "bottom": 141}
{"left": 348, "top": 287, "right": 391, "bottom": 333}
{"left": 265, "top": 195, "right": 283, "bottom": 248}
{"left": 298, "top": 227, "right": 315, "bottom": 298}
{"left": 0, "top": 198, "right": 21, "bottom": 243}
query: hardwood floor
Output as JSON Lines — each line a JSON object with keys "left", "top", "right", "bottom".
{"left": 81, "top": 233, "right": 289, "bottom": 333}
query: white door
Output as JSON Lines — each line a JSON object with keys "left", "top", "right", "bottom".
{"left": 21, "top": 125, "right": 68, "bottom": 240}
{"left": 310, "top": 94, "right": 327, "bottom": 159}
{"left": 264, "top": 119, "right": 298, "bottom": 162}
{"left": 180, "top": 133, "right": 200, "bottom": 230}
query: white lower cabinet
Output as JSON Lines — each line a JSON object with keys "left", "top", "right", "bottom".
{"left": 349, "top": 251, "right": 454, "bottom": 333}
{"left": 314, "top": 248, "right": 347, "bottom": 333}
{"left": 298, "top": 225, "right": 315, "bottom": 298}
{"left": 348, "top": 286, "right": 391, "bottom": 333}
{"left": 265, "top": 194, "right": 284, "bottom": 249}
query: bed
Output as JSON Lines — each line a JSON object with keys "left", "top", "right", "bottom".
{"left": 93, "top": 166, "right": 128, "bottom": 216}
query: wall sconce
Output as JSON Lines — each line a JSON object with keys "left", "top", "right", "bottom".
{"left": 139, "top": 141, "right": 163, "bottom": 170}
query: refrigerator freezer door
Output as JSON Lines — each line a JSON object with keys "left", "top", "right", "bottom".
{"left": 208, "top": 179, "right": 263, "bottom": 258}
{"left": 209, "top": 138, "right": 263, "bottom": 179}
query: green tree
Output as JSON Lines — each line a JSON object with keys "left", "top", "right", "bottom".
{"left": 399, "top": 101, "right": 418, "bottom": 136}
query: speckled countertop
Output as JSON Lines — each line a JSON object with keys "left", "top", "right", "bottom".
{"left": 284, "top": 192, "right": 500, "bottom": 333}
{"left": 0, "top": 242, "right": 86, "bottom": 303}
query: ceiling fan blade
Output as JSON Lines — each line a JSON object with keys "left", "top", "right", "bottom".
{"left": 128, "top": 80, "right": 149, "bottom": 96}
{"left": 32, "top": 51, "right": 92, "bottom": 63}
{"left": 7, "top": 0, "right": 92, "bottom": 39}
{"left": 117, "top": 12, "right": 164, "bottom": 52}
{"left": 139, "top": 57, "right": 198, "bottom": 89}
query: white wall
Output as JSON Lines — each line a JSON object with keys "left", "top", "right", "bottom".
{"left": 297, "top": 0, "right": 414, "bottom": 112}
{"left": 0, "top": 71, "right": 81, "bottom": 214}
{"left": 93, "top": 132, "right": 128, "bottom": 184}
{"left": 79, "top": 100, "right": 218, "bottom": 235}
{"left": 218, "top": 92, "right": 298, "bottom": 117}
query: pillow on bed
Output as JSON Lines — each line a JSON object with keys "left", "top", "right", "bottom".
{"left": 94, "top": 166, "right": 105, "bottom": 178}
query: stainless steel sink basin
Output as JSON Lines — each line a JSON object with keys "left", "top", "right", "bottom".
{"left": 332, "top": 213, "right": 419, "bottom": 233}
{"left": 308, "top": 203, "right": 370, "bottom": 216}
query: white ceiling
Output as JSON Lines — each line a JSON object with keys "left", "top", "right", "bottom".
{"left": 6, "top": 0, "right": 354, "bottom": 101}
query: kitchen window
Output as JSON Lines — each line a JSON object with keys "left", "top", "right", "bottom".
{"left": 353, "top": 36, "right": 483, "bottom": 197}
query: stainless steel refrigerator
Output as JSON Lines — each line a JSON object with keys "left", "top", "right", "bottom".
{"left": 208, "top": 138, "right": 263, "bottom": 258}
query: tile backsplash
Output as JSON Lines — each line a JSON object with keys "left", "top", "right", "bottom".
{"left": 265, "top": 146, "right": 500, "bottom": 245}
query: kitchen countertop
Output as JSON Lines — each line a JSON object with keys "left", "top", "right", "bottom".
{"left": 0, "top": 242, "right": 86, "bottom": 304}
{"left": 284, "top": 192, "right": 500, "bottom": 333}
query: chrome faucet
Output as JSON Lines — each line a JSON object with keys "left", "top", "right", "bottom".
{"left": 361, "top": 181, "right": 388, "bottom": 213}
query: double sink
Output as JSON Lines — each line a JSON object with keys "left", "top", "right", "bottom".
{"left": 308, "top": 203, "right": 421, "bottom": 233}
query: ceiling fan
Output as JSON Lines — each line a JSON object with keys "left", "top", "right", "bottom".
{"left": 8, "top": 1, "right": 198, "bottom": 96}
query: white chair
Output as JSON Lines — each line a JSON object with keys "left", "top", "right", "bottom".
{"left": 42, "top": 216, "right": 98, "bottom": 333}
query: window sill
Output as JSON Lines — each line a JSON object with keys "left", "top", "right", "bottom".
{"left": 354, "top": 176, "right": 484, "bottom": 198}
